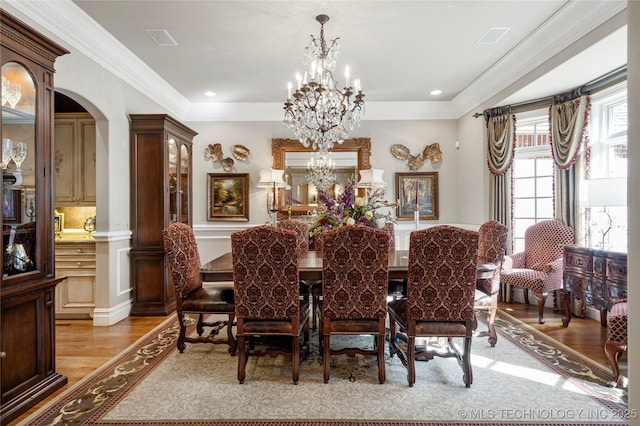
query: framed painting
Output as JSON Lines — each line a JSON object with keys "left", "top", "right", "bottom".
{"left": 395, "top": 172, "right": 439, "bottom": 220}
{"left": 2, "top": 189, "right": 21, "bottom": 223}
{"left": 207, "top": 173, "right": 249, "bottom": 221}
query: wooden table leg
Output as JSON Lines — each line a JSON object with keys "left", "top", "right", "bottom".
{"left": 562, "top": 290, "right": 572, "bottom": 327}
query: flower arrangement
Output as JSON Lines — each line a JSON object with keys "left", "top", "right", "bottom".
{"left": 309, "top": 176, "right": 394, "bottom": 238}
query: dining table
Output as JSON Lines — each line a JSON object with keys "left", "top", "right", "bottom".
{"left": 199, "top": 249, "right": 495, "bottom": 283}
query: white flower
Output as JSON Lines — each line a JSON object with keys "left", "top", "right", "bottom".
{"left": 354, "top": 197, "right": 365, "bottom": 207}
{"left": 375, "top": 218, "right": 387, "bottom": 228}
{"left": 365, "top": 211, "right": 374, "bottom": 220}
{"left": 346, "top": 217, "right": 356, "bottom": 226}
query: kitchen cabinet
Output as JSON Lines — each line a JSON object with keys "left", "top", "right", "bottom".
{"left": 55, "top": 240, "right": 96, "bottom": 318}
{"left": 1, "top": 10, "right": 69, "bottom": 424}
{"left": 54, "top": 113, "right": 96, "bottom": 206}
{"left": 129, "top": 114, "right": 195, "bottom": 315}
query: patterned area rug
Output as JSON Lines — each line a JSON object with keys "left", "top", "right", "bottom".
{"left": 20, "top": 312, "right": 628, "bottom": 426}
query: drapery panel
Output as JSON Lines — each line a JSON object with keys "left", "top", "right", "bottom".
{"left": 549, "top": 95, "right": 590, "bottom": 169}
{"left": 486, "top": 114, "right": 516, "bottom": 175}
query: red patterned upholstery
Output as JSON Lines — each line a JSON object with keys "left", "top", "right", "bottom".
{"left": 320, "top": 225, "right": 389, "bottom": 384}
{"left": 474, "top": 220, "right": 508, "bottom": 347}
{"left": 388, "top": 225, "right": 478, "bottom": 387}
{"left": 500, "top": 219, "right": 575, "bottom": 324}
{"left": 278, "top": 219, "right": 310, "bottom": 253}
{"left": 231, "top": 225, "right": 310, "bottom": 384}
{"left": 605, "top": 300, "right": 627, "bottom": 387}
{"left": 163, "top": 222, "right": 236, "bottom": 355}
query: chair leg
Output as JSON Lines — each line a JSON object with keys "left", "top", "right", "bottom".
{"left": 196, "top": 313, "right": 205, "bottom": 336}
{"left": 377, "top": 333, "right": 386, "bottom": 384}
{"left": 389, "top": 319, "right": 398, "bottom": 357}
{"left": 227, "top": 313, "right": 237, "bottom": 355}
{"left": 535, "top": 294, "right": 547, "bottom": 324}
{"left": 323, "top": 330, "right": 331, "bottom": 384}
{"left": 463, "top": 334, "right": 473, "bottom": 388}
{"left": 292, "top": 334, "right": 300, "bottom": 385}
{"left": 237, "top": 335, "right": 247, "bottom": 384}
{"left": 604, "top": 339, "right": 627, "bottom": 387}
{"left": 523, "top": 288, "right": 530, "bottom": 305}
{"left": 177, "top": 312, "right": 187, "bottom": 353}
{"left": 407, "top": 335, "right": 416, "bottom": 387}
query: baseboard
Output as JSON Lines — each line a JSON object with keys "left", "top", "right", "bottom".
{"left": 92, "top": 299, "right": 132, "bottom": 326}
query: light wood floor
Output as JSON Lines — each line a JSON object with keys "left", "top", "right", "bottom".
{"left": 11, "top": 302, "right": 626, "bottom": 425}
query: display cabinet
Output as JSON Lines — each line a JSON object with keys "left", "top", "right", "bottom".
{"left": 129, "top": 114, "right": 195, "bottom": 315}
{"left": 1, "top": 10, "right": 69, "bottom": 424}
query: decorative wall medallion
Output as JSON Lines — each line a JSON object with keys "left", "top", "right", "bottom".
{"left": 205, "top": 143, "right": 250, "bottom": 172}
{"left": 391, "top": 143, "right": 442, "bottom": 171}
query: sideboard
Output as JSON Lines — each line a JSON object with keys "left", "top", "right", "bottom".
{"left": 561, "top": 245, "right": 627, "bottom": 327}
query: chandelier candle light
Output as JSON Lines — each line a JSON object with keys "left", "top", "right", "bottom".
{"left": 283, "top": 14, "right": 365, "bottom": 155}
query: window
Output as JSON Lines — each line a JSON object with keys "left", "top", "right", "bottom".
{"left": 512, "top": 116, "right": 553, "bottom": 253}
{"left": 584, "top": 82, "right": 627, "bottom": 251}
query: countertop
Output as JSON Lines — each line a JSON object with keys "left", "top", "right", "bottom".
{"left": 55, "top": 230, "right": 94, "bottom": 243}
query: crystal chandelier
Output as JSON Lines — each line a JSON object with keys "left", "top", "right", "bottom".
{"left": 305, "top": 154, "right": 336, "bottom": 191}
{"left": 283, "top": 14, "right": 365, "bottom": 155}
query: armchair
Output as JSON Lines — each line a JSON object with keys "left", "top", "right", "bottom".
{"left": 500, "top": 219, "right": 575, "bottom": 324}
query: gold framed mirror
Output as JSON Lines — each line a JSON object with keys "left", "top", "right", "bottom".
{"left": 272, "top": 138, "right": 371, "bottom": 217}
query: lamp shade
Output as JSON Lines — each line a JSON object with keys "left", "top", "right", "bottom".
{"left": 357, "top": 169, "right": 386, "bottom": 188}
{"left": 584, "top": 178, "right": 627, "bottom": 207}
{"left": 256, "top": 169, "right": 287, "bottom": 188}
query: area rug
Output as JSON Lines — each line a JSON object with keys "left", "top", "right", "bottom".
{"left": 20, "top": 312, "right": 628, "bottom": 426}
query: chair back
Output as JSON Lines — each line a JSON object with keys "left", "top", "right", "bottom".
{"left": 407, "top": 225, "right": 478, "bottom": 322}
{"left": 163, "top": 222, "right": 203, "bottom": 299}
{"left": 322, "top": 226, "right": 389, "bottom": 319}
{"left": 524, "top": 219, "right": 575, "bottom": 268}
{"left": 385, "top": 221, "right": 396, "bottom": 250}
{"left": 477, "top": 220, "right": 508, "bottom": 295}
{"left": 278, "top": 219, "right": 309, "bottom": 253}
{"left": 231, "top": 225, "right": 300, "bottom": 320}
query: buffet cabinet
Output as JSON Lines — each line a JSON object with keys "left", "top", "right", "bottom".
{"left": 1, "top": 11, "right": 69, "bottom": 424}
{"left": 561, "top": 245, "right": 627, "bottom": 327}
{"left": 129, "top": 114, "right": 196, "bottom": 315}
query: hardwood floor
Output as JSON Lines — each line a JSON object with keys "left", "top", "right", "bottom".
{"left": 10, "top": 302, "right": 627, "bottom": 425}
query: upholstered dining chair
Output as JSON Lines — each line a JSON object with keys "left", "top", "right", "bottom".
{"left": 500, "top": 219, "right": 575, "bottom": 324}
{"left": 388, "top": 225, "right": 479, "bottom": 387}
{"left": 163, "top": 222, "right": 237, "bottom": 355}
{"left": 277, "top": 219, "right": 310, "bottom": 253}
{"left": 231, "top": 225, "right": 310, "bottom": 385}
{"left": 320, "top": 225, "right": 389, "bottom": 384}
{"left": 605, "top": 299, "right": 628, "bottom": 388}
{"left": 474, "top": 220, "right": 508, "bottom": 347}
{"left": 385, "top": 221, "right": 405, "bottom": 298}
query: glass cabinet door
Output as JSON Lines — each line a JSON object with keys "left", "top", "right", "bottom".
{"left": 167, "top": 136, "right": 178, "bottom": 224}
{"left": 179, "top": 143, "right": 190, "bottom": 224}
{"left": 2, "top": 61, "right": 38, "bottom": 280}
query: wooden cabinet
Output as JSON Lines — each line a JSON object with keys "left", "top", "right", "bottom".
{"left": 54, "top": 113, "right": 96, "bottom": 206}
{"left": 1, "top": 11, "right": 69, "bottom": 424}
{"left": 561, "top": 245, "right": 627, "bottom": 327}
{"left": 129, "top": 114, "right": 196, "bottom": 315}
{"left": 55, "top": 240, "right": 96, "bottom": 318}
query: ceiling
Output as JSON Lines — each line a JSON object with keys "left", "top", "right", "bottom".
{"left": 11, "top": 1, "right": 628, "bottom": 120}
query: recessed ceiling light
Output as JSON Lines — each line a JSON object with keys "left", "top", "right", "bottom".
{"left": 430, "top": 90, "right": 442, "bottom": 96}
{"left": 204, "top": 91, "right": 216, "bottom": 97}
